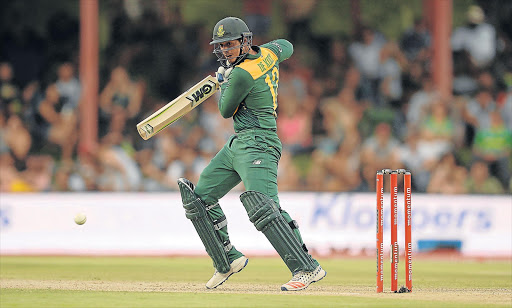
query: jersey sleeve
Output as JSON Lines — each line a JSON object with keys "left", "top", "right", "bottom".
{"left": 218, "top": 68, "right": 254, "bottom": 118}
{"left": 261, "top": 39, "right": 293, "bottom": 63}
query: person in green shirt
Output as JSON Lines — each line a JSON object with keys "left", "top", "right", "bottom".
{"left": 177, "top": 17, "right": 325, "bottom": 291}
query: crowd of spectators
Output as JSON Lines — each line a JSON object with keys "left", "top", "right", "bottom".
{"left": 1, "top": 2, "right": 511, "bottom": 194}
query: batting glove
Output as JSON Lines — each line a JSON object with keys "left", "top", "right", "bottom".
{"left": 216, "top": 66, "right": 233, "bottom": 84}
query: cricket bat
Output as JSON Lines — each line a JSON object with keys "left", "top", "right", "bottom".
{"left": 137, "top": 75, "right": 219, "bottom": 140}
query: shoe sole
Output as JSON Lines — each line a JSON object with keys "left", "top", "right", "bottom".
{"left": 280, "top": 269, "right": 327, "bottom": 291}
{"left": 206, "top": 258, "right": 249, "bottom": 289}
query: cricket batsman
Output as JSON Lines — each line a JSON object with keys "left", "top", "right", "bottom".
{"left": 178, "top": 16, "right": 326, "bottom": 291}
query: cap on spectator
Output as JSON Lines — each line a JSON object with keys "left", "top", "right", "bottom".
{"left": 467, "top": 5, "right": 484, "bottom": 24}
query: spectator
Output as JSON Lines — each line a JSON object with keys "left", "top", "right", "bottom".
{"left": 323, "top": 135, "right": 362, "bottom": 192}
{"left": 402, "top": 60, "right": 427, "bottom": 100}
{"left": 472, "top": 110, "right": 512, "bottom": 188}
{"left": 406, "top": 75, "right": 437, "bottom": 129}
{"left": 500, "top": 91, "right": 512, "bottom": 130}
{"left": 55, "top": 62, "right": 81, "bottom": 112}
{"left": 277, "top": 88, "right": 313, "bottom": 155}
{"left": 34, "top": 83, "right": 78, "bottom": 162}
{"left": 22, "top": 155, "right": 54, "bottom": 192}
{"left": 398, "top": 130, "right": 435, "bottom": 192}
{"left": 3, "top": 114, "right": 32, "bottom": 171}
{"left": 461, "top": 86, "right": 496, "bottom": 146}
{"left": 400, "top": 18, "right": 431, "bottom": 61}
{"left": 99, "top": 66, "right": 145, "bottom": 140}
{"left": 360, "top": 122, "right": 401, "bottom": 171}
{"left": 465, "top": 160, "right": 505, "bottom": 194}
{"left": 52, "top": 162, "right": 73, "bottom": 191}
{"left": 136, "top": 148, "right": 174, "bottom": 192}
{"left": 70, "top": 150, "right": 101, "bottom": 191}
{"left": 281, "top": 0, "right": 317, "bottom": 46}
{"left": 0, "top": 154, "right": 34, "bottom": 192}
{"left": 277, "top": 149, "right": 302, "bottom": 191}
{"left": 348, "top": 26, "right": 386, "bottom": 104}
{"left": 198, "top": 94, "right": 233, "bottom": 151}
{"left": 418, "top": 99, "right": 458, "bottom": 159}
{"left": 97, "top": 136, "right": 142, "bottom": 191}
{"left": 378, "top": 42, "right": 408, "bottom": 107}
{"left": 243, "top": 0, "right": 272, "bottom": 44}
{"left": 452, "top": 5, "right": 496, "bottom": 70}
{"left": 427, "top": 152, "right": 468, "bottom": 194}
{"left": 0, "top": 62, "right": 22, "bottom": 114}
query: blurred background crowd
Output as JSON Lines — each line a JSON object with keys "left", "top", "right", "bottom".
{"left": 1, "top": 0, "right": 511, "bottom": 194}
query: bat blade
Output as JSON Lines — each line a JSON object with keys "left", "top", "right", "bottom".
{"left": 136, "top": 75, "right": 219, "bottom": 140}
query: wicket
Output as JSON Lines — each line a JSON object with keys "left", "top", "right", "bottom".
{"left": 376, "top": 169, "right": 412, "bottom": 293}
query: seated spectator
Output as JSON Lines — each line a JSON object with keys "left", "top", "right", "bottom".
{"left": 277, "top": 96, "right": 313, "bottom": 155}
{"left": 406, "top": 75, "right": 437, "bottom": 130}
{"left": 99, "top": 66, "right": 145, "bottom": 140}
{"left": 472, "top": 110, "right": 512, "bottom": 188}
{"left": 198, "top": 94, "right": 233, "bottom": 150}
{"left": 316, "top": 88, "right": 362, "bottom": 155}
{"left": 35, "top": 84, "right": 78, "bottom": 162}
{"left": 427, "top": 152, "right": 468, "bottom": 194}
{"left": 500, "top": 91, "right": 512, "bottom": 130}
{"left": 277, "top": 149, "right": 302, "bottom": 191}
{"left": 348, "top": 26, "right": 386, "bottom": 104}
{"left": 53, "top": 162, "right": 73, "bottom": 191}
{"left": 465, "top": 160, "right": 504, "bottom": 194}
{"left": 323, "top": 135, "right": 362, "bottom": 192}
{"left": 55, "top": 62, "right": 81, "bottom": 112}
{"left": 243, "top": 0, "right": 272, "bottom": 44}
{"left": 135, "top": 148, "right": 174, "bottom": 191}
{"left": 3, "top": 114, "right": 32, "bottom": 171}
{"left": 97, "top": 136, "right": 142, "bottom": 191}
{"left": 0, "top": 112, "right": 31, "bottom": 192}
{"left": 70, "top": 150, "right": 102, "bottom": 191}
{"left": 400, "top": 18, "right": 430, "bottom": 61}
{"left": 22, "top": 155, "right": 54, "bottom": 191}
{"left": 402, "top": 60, "right": 426, "bottom": 99}
{"left": 398, "top": 130, "right": 435, "bottom": 192}
{"left": 461, "top": 86, "right": 496, "bottom": 145}
{"left": 0, "top": 62, "right": 22, "bottom": 117}
{"left": 378, "top": 42, "right": 408, "bottom": 107}
{"left": 0, "top": 153, "right": 34, "bottom": 192}
{"left": 342, "top": 66, "right": 365, "bottom": 102}
{"left": 418, "top": 99, "right": 457, "bottom": 158}
{"left": 360, "top": 122, "right": 401, "bottom": 171}
{"left": 451, "top": 5, "right": 496, "bottom": 70}
{"left": 304, "top": 150, "right": 337, "bottom": 191}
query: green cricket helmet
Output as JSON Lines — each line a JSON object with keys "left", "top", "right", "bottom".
{"left": 210, "top": 17, "right": 253, "bottom": 68}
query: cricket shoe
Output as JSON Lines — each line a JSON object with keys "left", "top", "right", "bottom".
{"left": 281, "top": 265, "right": 327, "bottom": 291}
{"left": 205, "top": 256, "right": 248, "bottom": 289}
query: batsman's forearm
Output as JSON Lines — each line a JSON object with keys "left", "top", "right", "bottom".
{"left": 218, "top": 69, "right": 253, "bottom": 118}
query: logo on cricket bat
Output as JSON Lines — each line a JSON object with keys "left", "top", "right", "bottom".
{"left": 186, "top": 81, "right": 216, "bottom": 106}
{"left": 136, "top": 75, "right": 219, "bottom": 140}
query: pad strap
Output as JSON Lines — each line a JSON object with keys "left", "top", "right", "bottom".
{"left": 240, "top": 190, "right": 316, "bottom": 273}
{"left": 205, "top": 202, "right": 218, "bottom": 211}
{"left": 178, "top": 178, "right": 231, "bottom": 273}
{"left": 213, "top": 215, "right": 228, "bottom": 230}
{"left": 288, "top": 220, "right": 299, "bottom": 229}
{"left": 223, "top": 240, "right": 233, "bottom": 252}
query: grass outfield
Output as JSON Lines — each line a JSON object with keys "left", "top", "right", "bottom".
{"left": 0, "top": 256, "right": 511, "bottom": 307}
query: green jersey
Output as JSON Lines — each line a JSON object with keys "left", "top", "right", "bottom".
{"left": 218, "top": 39, "right": 293, "bottom": 133}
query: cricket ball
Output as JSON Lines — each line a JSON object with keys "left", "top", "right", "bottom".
{"left": 74, "top": 213, "right": 87, "bottom": 225}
